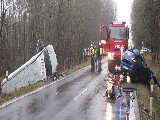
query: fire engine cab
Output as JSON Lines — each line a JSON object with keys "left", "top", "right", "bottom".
{"left": 100, "top": 21, "right": 129, "bottom": 73}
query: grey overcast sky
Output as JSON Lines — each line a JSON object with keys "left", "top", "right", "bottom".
{"left": 115, "top": 0, "right": 134, "bottom": 46}
{"left": 115, "top": 0, "right": 133, "bottom": 27}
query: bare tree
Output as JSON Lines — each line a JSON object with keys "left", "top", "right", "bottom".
{"left": 0, "top": 0, "right": 117, "bottom": 77}
{"left": 131, "top": 0, "right": 160, "bottom": 61}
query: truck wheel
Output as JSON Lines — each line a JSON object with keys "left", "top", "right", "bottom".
{"left": 108, "top": 62, "right": 115, "bottom": 73}
{"left": 108, "top": 60, "right": 121, "bottom": 73}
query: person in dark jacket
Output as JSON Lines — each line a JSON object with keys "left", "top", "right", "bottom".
{"left": 95, "top": 42, "right": 103, "bottom": 72}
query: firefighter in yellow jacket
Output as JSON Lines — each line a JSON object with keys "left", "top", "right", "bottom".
{"left": 90, "top": 43, "right": 96, "bottom": 72}
{"left": 95, "top": 42, "right": 103, "bottom": 72}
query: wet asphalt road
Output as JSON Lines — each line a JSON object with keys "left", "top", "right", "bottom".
{"left": 0, "top": 59, "right": 126, "bottom": 120}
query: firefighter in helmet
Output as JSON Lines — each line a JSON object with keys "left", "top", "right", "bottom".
{"left": 90, "top": 42, "right": 96, "bottom": 72}
{"left": 95, "top": 42, "right": 103, "bottom": 72}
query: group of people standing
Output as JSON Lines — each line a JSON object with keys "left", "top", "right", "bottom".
{"left": 90, "top": 42, "right": 103, "bottom": 72}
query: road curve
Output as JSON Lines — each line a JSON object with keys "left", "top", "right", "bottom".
{"left": 0, "top": 59, "right": 111, "bottom": 120}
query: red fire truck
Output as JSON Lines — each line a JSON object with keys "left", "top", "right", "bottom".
{"left": 100, "top": 21, "right": 129, "bottom": 73}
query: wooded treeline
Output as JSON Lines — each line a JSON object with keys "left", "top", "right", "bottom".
{"left": 131, "top": 0, "right": 160, "bottom": 60}
{"left": 0, "top": 0, "right": 116, "bottom": 77}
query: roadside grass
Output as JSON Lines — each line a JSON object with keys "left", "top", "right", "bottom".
{"left": 0, "top": 58, "right": 90, "bottom": 106}
{"left": 138, "top": 53, "right": 160, "bottom": 120}
{"left": 137, "top": 84, "right": 150, "bottom": 120}
{"left": 0, "top": 80, "right": 52, "bottom": 105}
{"left": 67, "top": 59, "right": 90, "bottom": 73}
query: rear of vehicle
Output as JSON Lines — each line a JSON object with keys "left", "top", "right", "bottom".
{"left": 121, "top": 48, "right": 150, "bottom": 84}
{"left": 121, "top": 49, "right": 139, "bottom": 72}
{"left": 100, "top": 22, "right": 129, "bottom": 73}
{"left": 108, "top": 22, "right": 129, "bottom": 73}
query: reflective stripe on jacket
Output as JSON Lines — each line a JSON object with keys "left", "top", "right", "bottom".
{"left": 100, "top": 48, "right": 103, "bottom": 56}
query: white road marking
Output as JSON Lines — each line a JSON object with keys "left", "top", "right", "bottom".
{"left": 0, "top": 66, "right": 91, "bottom": 109}
{"left": 74, "top": 80, "right": 98, "bottom": 101}
{"left": 74, "top": 88, "right": 88, "bottom": 101}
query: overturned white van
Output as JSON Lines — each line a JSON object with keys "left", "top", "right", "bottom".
{"left": 1, "top": 45, "right": 58, "bottom": 93}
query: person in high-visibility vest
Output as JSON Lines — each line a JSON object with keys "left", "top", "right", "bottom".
{"left": 95, "top": 42, "right": 103, "bottom": 72}
{"left": 90, "top": 43, "right": 96, "bottom": 72}
{"left": 90, "top": 45, "right": 95, "bottom": 57}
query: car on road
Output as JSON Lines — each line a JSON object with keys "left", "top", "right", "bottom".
{"left": 121, "top": 48, "right": 151, "bottom": 84}
{"left": 140, "top": 47, "right": 151, "bottom": 54}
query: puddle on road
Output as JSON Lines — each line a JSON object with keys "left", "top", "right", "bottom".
{"left": 104, "top": 88, "right": 127, "bottom": 120}
{"left": 106, "top": 102, "right": 114, "bottom": 119}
